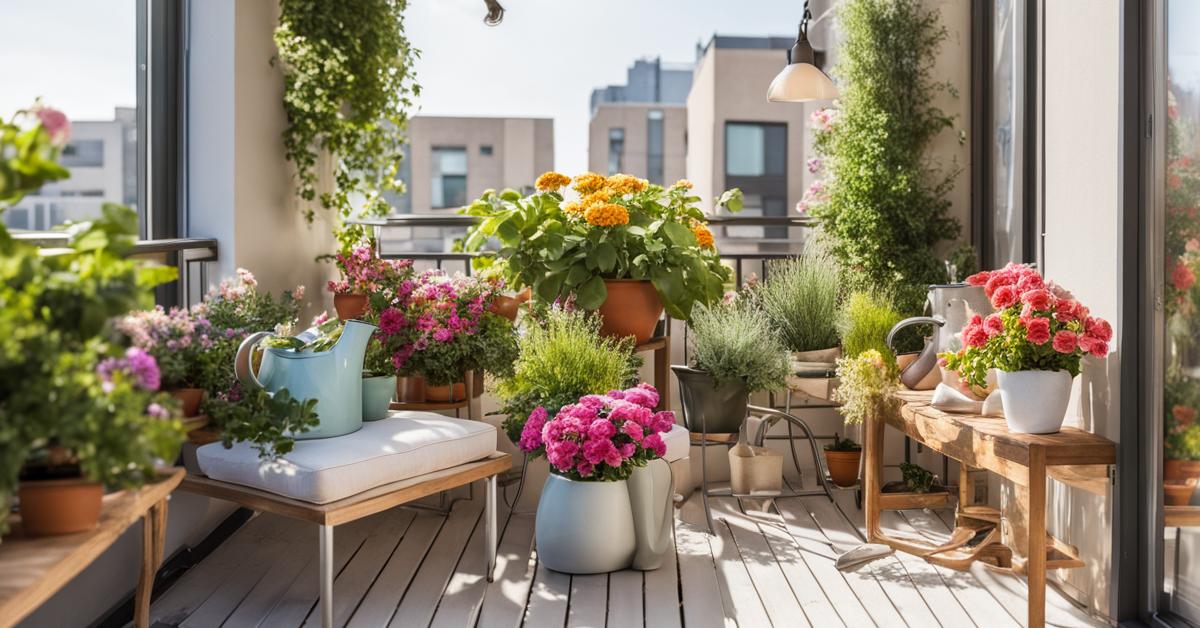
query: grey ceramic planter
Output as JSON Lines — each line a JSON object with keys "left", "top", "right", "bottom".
{"left": 672, "top": 365, "right": 749, "bottom": 434}
{"left": 535, "top": 474, "right": 635, "bottom": 574}
{"left": 628, "top": 459, "right": 673, "bottom": 570}
{"left": 361, "top": 375, "right": 396, "bottom": 421}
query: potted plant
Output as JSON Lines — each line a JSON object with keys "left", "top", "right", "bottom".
{"left": 750, "top": 245, "right": 842, "bottom": 363}
{"left": 838, "top": 291, "right": 902, "bottom": 365}
{"left": 886, "top": 462, "right": 947, "bottom": 495}
{"left": 360, "top": 334, "right": 397, "bottom": 421}
{"left": 673, "top": 301, "right": 790, "bottom": 434}
{"left": 941, "top": 264, "right": 1112, "bottom": 434}
{"left": 327, "top": 245, "right": 389, "bottom": 320}
{"left": 824, "top": 434, "right": 862, "bottom": 488}
{"left": 115, "top": 306, "right": 218, "bottom": 424}
{"left": 1165, "top": 372, "right": 1200, "bottom": 483}
{"left": 516, "top": 384, "right": 675, "bottom": 574}
{"left": 461, "top": 173, "right": 743, "bottom": 343}
{"left": 496, "top": 308, "right": 642, "bottom": 444}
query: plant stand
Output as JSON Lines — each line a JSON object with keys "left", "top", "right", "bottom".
{"left": 388, "top": 369, "right": 480, "bottom": 421}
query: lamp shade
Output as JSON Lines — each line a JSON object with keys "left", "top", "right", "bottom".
{"left": 767, "top": 62, "right": 838, "bottom": 102}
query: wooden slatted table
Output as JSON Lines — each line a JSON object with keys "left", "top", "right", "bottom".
{"left": 0, "top": 468, "right": 185, "bottom": 628}
{"left": 865, "top": 390, "right": 1116, "bottom": 628}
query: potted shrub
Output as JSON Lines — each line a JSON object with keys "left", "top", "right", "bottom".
{"left": 461, "top": 173, "right": 743, "bottom": 343}
{"left": 327, "top": 245, "right": 388, "bottom": 320}
{"left": 824, "top": 434, "right": 862, "bottom": 488}
{"left": 750, "top": 245, "right": 842, "bottom": 363}
{"left": 115, "top": 306, "right": 218, "bottom": 423}
{"left": 516, "top": 384, "right": 676, "bottom": 574}
{"left": 673, "top": 301, "right": 790, "bottom": 434}
{"left": 838, "top": 291, "right": 902, "bottom": 365}
{"left": 361, "top": 334, "right": 397, "bottom": 421}
{"left": 496, "top": 308, "right": 641, "bottom": 445}
{"left": 941, "top": 264, "right": 1112, "bottom": 434}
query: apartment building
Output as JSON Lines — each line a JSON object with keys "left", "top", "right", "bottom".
{"left": 588, "top": 58, "right": 690, "bottom": 185}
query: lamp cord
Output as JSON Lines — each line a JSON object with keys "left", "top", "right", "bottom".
{"left": 799, "top": 0, "right": 812, "bottom": 39}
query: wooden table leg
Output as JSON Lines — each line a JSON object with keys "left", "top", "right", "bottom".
{"left": 135, "top": 498, "right": 168, "bottom": 628}
{"left": 1027, "top": 446, "right": 1047, "bottom": 628}
{"left": 864, "top": 411, "right": 884, "bottom": 542}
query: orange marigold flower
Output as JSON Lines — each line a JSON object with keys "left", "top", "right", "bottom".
{"left": 692, "top": 223, "right": 715, "bottom": 248}
{"left": 672, "top": 179, "right": 694, "bottom": 190}
{"left": 573, "top": 172, "right": 608, "bottom": 195}
{"left": 585, "top": 203, "right": 630, "bottom": 227}
{"left": 536, "top": 171, "right": 571, "bottom": 192}
{"left": 607, "top": 173, "right": 648, "bottom": 195}
{"left": 562, "top": 201, "right": 584, "bottom": 214}
{"left": 581, "top": 190, "right": 612, "bottom": 207}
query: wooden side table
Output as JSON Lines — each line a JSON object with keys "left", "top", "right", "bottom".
{"left": 0, "top": 468, "right": 185, "bottom": 628}
{"left": 635, "top": 336, "right": 671, "bottom": 411}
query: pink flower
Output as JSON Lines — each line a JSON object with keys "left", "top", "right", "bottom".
{"left": 963, "top": 324, "right": 989, "bottom": 348}
{"left": 1046, "top": 281, "right": 1075, "bottom": 301}
{"left": 642, "top": 433, "right": 667, "bottom": 458}
{"left": 982, "top": 314, "right": 1005, "bottom": 337}
{"left": 587, "top": 418, "right": 617, "bottom": 440}
{"left": 1024, "top": 317, "right": 1051, "bottom": 345}
{"left": 806, "top": 158, "right": 822, "bottom": 173}
{"left": 518, "top": 407, "right": 548, "bottom": 452}
{"left": 621, "top": 420, "right": 644, "bottom": 442}
{"left": 623, "top": 383, "right": 659, "bottom": 409}
{"left": 1016, "top": 272, "right": 1045, "bottom": 293}
{"left": 575, "top": 461, "right": 595, "bottom": 477}
{"left": 1078, "top": 334, "right": 1109, "bottom": 357}
{"left": 1052, "top": 330, "right": 1078, "bottom": 354}
{"left": 583, "top": 438, "right": 621, "bottom": 467}
{"left": 379, "top": 308, "right": 404, "bottom": 335}
{"left": 1020, "top": 289, "right": 1054, "bottom": 312}
{"left": 237, "top": 268, "right": 257, "bottom": 287}
{"left": 1173, "top": 405, "right": 1196, "bottom": 428}
{"left": 292, "top": 285, "right": 306, "bottom": 300}
{"left": 33, "top": 104, "right": 70, "bottom": 145}
{"left": 991, "top": 285, "right": 1019, "bottom": 309}
{"left": 146, "top": 403, "right": 170, "bottom": 419}
{"left": 1084, "top": 316, "right": 1113, "bottom": 342}
{"left": 650, "top": 410, "right": 676, "bottom": 434}
{"left": 965, "top": 271, "right": 990, "bottom": 286}
{"left": 619, "top": 442, "right": 637, "bottom": 459}
{"left": 1054, "top": 300, "right": 1080, "bottom": 322}
{"left": 1173, "top": 258, "right": 1196, "bottom": 292}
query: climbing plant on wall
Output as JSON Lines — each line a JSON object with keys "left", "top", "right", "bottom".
{"left": 810, "top": 0, "right": 965, "bottom": 317}
{"left": 274, "top": 0, "right": 419, "bottom": 250}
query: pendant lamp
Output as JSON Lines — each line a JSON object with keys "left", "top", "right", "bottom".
{"left": 767, "top": 0, "right": 838, "bottom": 102}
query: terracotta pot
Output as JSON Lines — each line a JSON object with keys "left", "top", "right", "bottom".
{"left": 18, "top": 479, "right": 104, "bottom": 536}
{"left": 426, "top": 381, "right": 467, "bottom": 402}
{"left": 516, "top": 287, "right": 532, "bottom": 304}
{"left": 170, "top": 388, "right": 205, "bottom": 418}
{"left": 489, "top": 295, "right": 521, "bottom": 322}
{"left": 596, "top": 279, "right": 663, "bottom": 345}
{"left": 1165, "top": 481, "right": 1196, "bottom": 506}
{"left": 824, "top": 450, "right": 862, "bottom": 488}
{"left": 333, "top": 293, "right": 368, "bottom": 321}
{"left": 396, "top": 375, "right": 426, "bottom": 403}
{"left": 1165, "top": 459, "right": 1200, "bottom": 482}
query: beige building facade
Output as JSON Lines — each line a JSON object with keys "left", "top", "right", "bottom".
{"left": 588, "top": 103, "right": 686, "bottom": 185}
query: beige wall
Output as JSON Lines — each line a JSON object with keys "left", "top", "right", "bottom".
{"left": 588, "top": 103, "right": 686, "bottom": 184}
{"left": 405, "top": 116, "right": 553, "bottom": 211}
{"left": 929, "top": 0, "right": 973, "bottom": 255}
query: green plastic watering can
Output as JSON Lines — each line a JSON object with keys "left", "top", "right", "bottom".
{"left": 234, "top": 319, "right": 377, "bottom": 440}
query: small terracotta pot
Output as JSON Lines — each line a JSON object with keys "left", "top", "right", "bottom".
{"left": 396, "top": 375, "right": 426, "bottom": 403}
{"left": 426, "top": 381, "right": 467, "bottom": 402}
{"left": 489, "top": 295, "right": 521, "bottom": 322}
{"left": 596, "top": 279, "right": 664, "bottom": 345}
{"left": 1166, "top": 459, "right": 1200, "bottom": 482}
{"left": 333, "top": 293, "right": 369, "bottom": 321}
{"left": 1165, "top": 481, "right": 1196, "bottom": 506}
{"left": 516, "top": 287, "right": 532, "bottom": 304}
{"left": 18, "top": 479, "right": 104, "bottom": 536}
{"left": 170, "top": 388, "right": 206, "bottom": 418}
{"left": 824, "top": 449, "right": 862, "bottom": 488}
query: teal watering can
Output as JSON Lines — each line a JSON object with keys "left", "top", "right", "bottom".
{"left": 234, "top": 319, "right": 377, "bottom": 440}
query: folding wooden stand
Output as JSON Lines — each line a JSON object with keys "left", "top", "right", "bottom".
{"left": 864, "top": 390, "right": 1115, "bottom": 628}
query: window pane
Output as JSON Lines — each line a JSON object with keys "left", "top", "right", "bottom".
{"left": 990, "top": 0, "right": 1021, "bottom": 265}
{"left": 431, "top": 147, "right": 467, "bottom": 208}
{"left": 0, "top": 0, "right": 138, "bottom": 231}
{"left": 764, "top": 124, "right": 787, "bottom": 176}
{"left": 647, "top": 110, "right": 664, "bottom": 184}
{"left": 726, "top": 123, "right": 765, "bottom": 176}
{"left": 608, "top": 127, "right": 625, "bottom": 174}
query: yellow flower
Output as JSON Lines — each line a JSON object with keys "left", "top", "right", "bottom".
{"left": 581, "top": 190, "right": 612, "bottom": 207}
{"left": 562, "top": 201, "right": 584, "bottom": 214}
{"left": 691, "top": 223, "right": 715, "bottom": 248}
{"left": 607, "top": 173, "right": 648, "bottom": 195}
{"left": 536, "top": 171, "right": 571, "bottom": 192}
{"left": 573, "top": 172, "right": 608, "bottom": 195}
{"left": 671, "top": 179, "right": 694, "bottom": 190}
{"left": 585, "top": 203, "right": 630, "bottom": 227}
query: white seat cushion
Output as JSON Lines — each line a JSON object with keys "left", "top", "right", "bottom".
{"left": 195, "top": 412, "right": 497, "bottom": 504}
{"left": 663, "top": 423, "right": 690, "bottom": 462}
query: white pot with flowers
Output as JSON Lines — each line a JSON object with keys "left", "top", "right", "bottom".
{"left": 940, "top": 264, "right": 1112, "bottom": 434}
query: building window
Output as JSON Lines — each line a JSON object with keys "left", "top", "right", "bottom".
{"left": 480, "top": 144, "right": 493, "bottom": 156}
{"left": 647, "top": 109, "right": 664, "bottom": 184}
{"left": 431, "top": 146, "right": 468, "bottom": 209}
{"left": 724, "top": 122, "right": 788, "bottom": 239}
{"left": 60, "top": 140, "right": 105, "bottom": 168}
{"left": 607, "top": 128, "right": 625, "bottom": 174}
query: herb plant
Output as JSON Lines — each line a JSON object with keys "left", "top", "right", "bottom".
{"left": 832, "top": 349, "right": 901, "bottom": 425}
{"left": 750, "top": 246, "right": 841, "bottom": 352}
{"left": 838, "top": 291, "right": 902, "bottom": 365}
{"left": 688, "top": 301, "right": 790, "bottom": 393}
{"left": 206, "top": 386, "right": 319, "bottom": 459}
{"left": 825, "top": 434, "right": 862, "bottom": 452}
{"left": 899, "top": 462, "right": 938, "bottom": 494}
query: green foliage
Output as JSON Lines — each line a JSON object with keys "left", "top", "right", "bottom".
{"left": 749, "top": 246, "right": 841, "bottom": 352}
{"left": 832, "top": 349, "right": 901, "bottom": 425}
{"left": 899, "top": 462, "right": 938, "bottom": 494}
{"left": 811, "top": 0, "right": 962, "bottom": 318}
{"left": 206, "top": 387, "right": 319, "bottom": 459}
{"left": 825, "top": 433, "right": 861, "bottom": 452}
{"left": 838, "top": 291, "right": 901, "bottom": 366}
{"left": 1165, "top": 369, "right": 1200, "bottom": 460}
{"left": 497, "top": 309, "right": 641, "bottom": 443}
{"left": 0, "top": 102, "right": 70, "bottom": 208}
{"left": 461, "top": 176, "right": 739, "bottom": 320}
{"left": 688, "top": 301, "right": 790, "bottom": 393}
{"left": 274, "top": 0, "right": 420, "bottom": 249}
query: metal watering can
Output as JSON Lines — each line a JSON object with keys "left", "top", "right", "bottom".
{"left": 234, "top": 319, "right": 377, "bottom": 439}
{"left": 886, "top": 284, "right": 992, "bottom": 390}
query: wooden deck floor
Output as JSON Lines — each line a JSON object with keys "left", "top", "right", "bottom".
{"left": 149, "top": 479, "right": 1106, "bottom": 628}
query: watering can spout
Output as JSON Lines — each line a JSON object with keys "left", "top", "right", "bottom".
{"left": 337, "top": 319, "right": 377, "bottom": 370}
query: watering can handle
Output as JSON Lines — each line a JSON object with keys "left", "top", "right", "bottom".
{"left": 886, "top": 316, "right": 944, "bottom": 351}
{"left": 235, "top": 331, "right": 272, "bottom": 389}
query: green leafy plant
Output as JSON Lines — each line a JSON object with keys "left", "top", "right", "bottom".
{"left": 1165, "top": 369, "right": 1200, "bottom": 461}
{"left": 0, "top": 100, "right": 70, "bottom": 206}
{"left": 749, "top": 245, "right": 841, "bottom": 352}
{"left": 688, "top": 301, "right": 790, "bottom": 393}
{"left": 825, "top": 433, "right": 861, "bottom": 452}
{"left": 461, "top": 173, "right": 741, "bottom": 320}
{"left": 206, "top": 387, "right": 319, "bottom": 459}
{"left": 833, "top": 349, "right": 901, "bottom": 425}
{"left": 274, "top": 0, "right": 420, "bottom": 249}
{"left": 810, "top": 0, "right": 964, "bottom": 332}
{"left": 838, "top": 291, "right": 902, "bottom": 366}
{"left": 496, "top": 309, "right": 641, "bottom": 443}
{"left": 899, "top": 462, "right": 938, "bottom": 494}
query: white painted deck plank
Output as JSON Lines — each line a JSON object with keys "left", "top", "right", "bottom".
{"left": 474, "top": 512, "right": 537, "bottom": 628}
{"left": 711, "top": 497, "right": 809, "bottom": 627}
{"left": 605, "top": 569, "right": 643, "bottom": 628}
{"left": 753, "top": 514, "right": 845, "bottom": 627}
{"left": 877, "top": 511, "right": 977, "bottom": 627}
{"left": 522, "top": 556, "right": 571, "bottom": 628}
{"left": 344, "top": 512, "right": 445, "bottom": 628}
{"left": 220, "top": 530, "right": 314, "bottom": 627}
{"left": 641, "top": 523, "right": 682, "bottom": 628}
{"left": 387, "top": 498, "right": 485, "bottom": 628}
{"left": 673, "top": 501, "right": 728, "bottom": 628}
{"left": 566, "top": 574, "right": 608, "bottom": 628}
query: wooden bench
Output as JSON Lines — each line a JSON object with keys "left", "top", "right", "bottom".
{"left": 179, "top": 452, "right": 511, "bottom": 628}
{"left": 866, "top": 390, "right": 1116, "bottom": 628}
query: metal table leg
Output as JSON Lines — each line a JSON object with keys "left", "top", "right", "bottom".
{"left": 486, "top": 474, "right": 498, "bottom": 582}
{"left": 319, "top": 524, "right": 334, "bottom": 628}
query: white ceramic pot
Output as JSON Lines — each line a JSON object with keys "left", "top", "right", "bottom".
{"left": 535, "top": 474, "right": 635, "bottom": 574}
{"left": 995, "top": 369, "right": 1073, "bottom": 434}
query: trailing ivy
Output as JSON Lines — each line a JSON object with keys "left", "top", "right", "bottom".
{"left": 812, "top": 0, "right": 964, "bottom": 315}
{"left": 274, "top": 0, "right": 419, "bottom": 249}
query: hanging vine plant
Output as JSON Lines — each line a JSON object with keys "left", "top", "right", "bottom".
{"left": 274, "top": 0, "right": 420, "bottom": 249}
